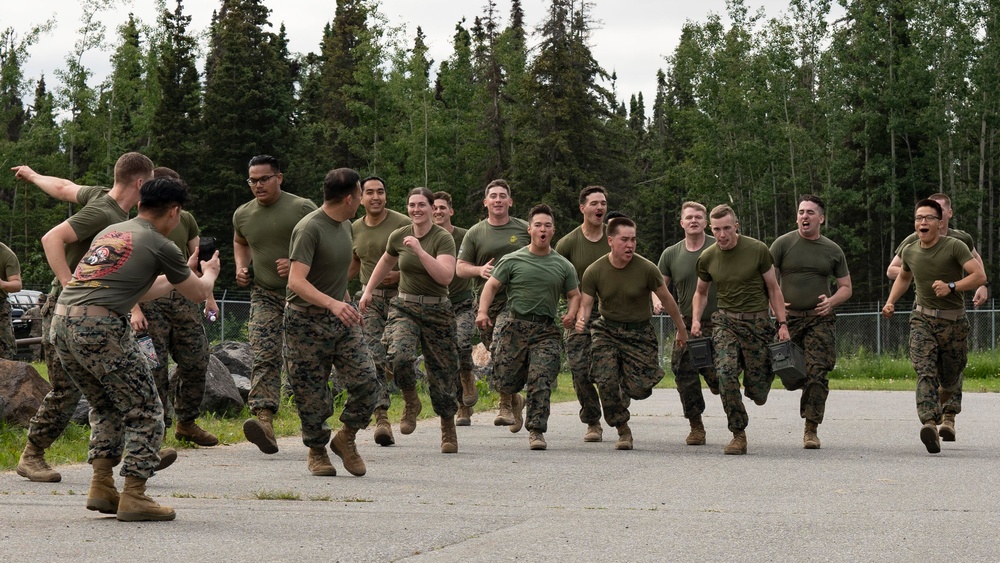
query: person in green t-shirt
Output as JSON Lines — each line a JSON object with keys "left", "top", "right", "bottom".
{"left": 576, "top": 216, "right": 688, "bottom": 451}
{"left": 554, "top": 186, "right": 610, "bottom": 443}
{"left": 234, "top": 155, "right": 317, "bottom": 455}
{"left": 655, "top": 201, "right": 720, "bottom": 447}
{"left": 0, "top": 241, "right": 22, "bottom": 360}
{"left": 53, "top": 176, "right": 220, "bottom": 522}
{"left": 770, "top": 195, "right": 852, "bottom": 450}
{"left": 349, "top": 176, "right": 411, "bottom": 448}
{"left": 456, "top": 179, "right": 530, "bottom": 430}
{"left": 692, "top": 204, "right": 789, "bottom": 456}
{"left": 283, "top": 168, "right": 379, "bottom": 478}
{"left": 478, "top": 204, "right": 580, "bottom": 451}
{"left": 360, "top": 187, "right": 459, "bottom": 454}
{"left": 882, "top": 199, "right": 986, "bottom": 454}
{"left": 12, "top": 153, "right": 162, "bottom": 484}
{"left": 432, "top": 191, "right": 479, "bottom": 426}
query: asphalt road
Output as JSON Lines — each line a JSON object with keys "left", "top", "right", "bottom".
{"left": 3, "top": 388, "right": 999, "bottom": 562}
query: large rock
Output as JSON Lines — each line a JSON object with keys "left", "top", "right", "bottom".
{"left": 171, "top": 355, "right": 243, "bottom": 416}
{"left": 210, "top": 341, "right": 253, "bottom": 379}
{"left": 472, "top": 343, "right": 492, "bottom": 378}
{"left": 0, "top": 359, "right": 51, "bottom": 427}
{"left": 232, "top": 373, "right": 250, "bottom": 403}
{"left": 71, "top": 398, "right": 90, "bottom": 426}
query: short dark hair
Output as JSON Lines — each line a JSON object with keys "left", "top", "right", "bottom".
{"left": 248, "top": 154, "right": 280, "bottom": 172}
{"left": 799, "top": 194, "right": 825, "bottom": 214}
{"left": 604, "top": 210, "right": 627, "bottom": 224}
{"left": 140, "top": 177, "right": 190, "bottom": 216}
{"left": 407, "top": 187, "right": 435, "bottom": 205}
{"left": 361, "top": 176, "right": 386, "bottom": 191}
{"left": 528, "top": 203, "right": 553, "bottom": 222}
{"left": 608, "top": 216, "right": 635, "bottom": 236}
{"left": 915, "top": 198, "right": 943, "bottom": 219}
{"left": 484, "top": 179, "right": 511, "bottom": 198}
{"left": 710, "top": 204, "right": 737, "bottom": 223}
{"left": 114, "top": 152, "right": 154, "bottom": 186}
{"left": 153, "top": 166, "right": 181, "bottom": 180}
{"left": 579, "top": 185, "right": 608, "bottom": 205}
{"left": 433, "top": 191, "right": 453, "bottom": 207}
{"left": 323, "top": 168, "right": 361, "bottom": 203}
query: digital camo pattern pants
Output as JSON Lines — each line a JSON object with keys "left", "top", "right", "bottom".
{"left": 283, "top": 307, "right": 380, "bottom": 448}
{"left": 672, "top": 317, "right": 720, "bottom": 420}
{"left": 27, "top": 289, "right": 82, "bottom": 449}
{"left": 452, "top": 295, "right": 476, "bottom": 405}
{"left": 564, "top": 310, "right": 602, "bottom": 425}
{"left": 787, "top": 315, "right": 835, "bottom": 424}
{"left": 479, "top": 294, "right": 510, "bottom": 353}
{"left": 248, "top": 285, "right": 285, "bottom": 415}
{"left": 139, "top": 293, "right": 209, "bottom": 426}
{"left": 52, "top": 314, "right": 164, "bottom": 479}
{"left": 356, "top": 291, "right": 393, "bottom": 412}
{"left": 493, "top": 319, "right": 562, "bottom": 433}
{"left": 384, "top": 298, "right": 459, "bottom": 418}
{"left": 909, "top": 312, "right": 969, "bottom": 425}
{"left": 711, "top": 313, "right": 776, "bottom": 432}
{"left": 590, "top": 319, "right": 664, "bottom": 428}
{"left": 0, "top": 301, "right": 14, "bottom": 359}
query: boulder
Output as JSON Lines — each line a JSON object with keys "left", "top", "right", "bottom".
{"left": 0, "top": 359, "right": 51, "bottom": 427}
{"left": 210, "top": 341, "right": 252, "bottom": 379}
{"left": 232, "top": 373, "right": 250, "bottom": 403}
{"left": 472, "top": 343, "right": 492, "bottom": 378}
{"left": 171, "top": 355, "right": 243, "bottom": 416}
{"left": 71, "top": 398, "right": 90, "bottom": 426}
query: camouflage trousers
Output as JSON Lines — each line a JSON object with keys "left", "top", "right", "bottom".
{"left": 0, "top": 301, "right": 14, "bottom": 360}
{"left": 139, "top": 292, "right": 209, "bottom": 426}
{"left": 672, "top": 317, "right": 720, "bottom": 420}
{"left": 27, "top": 288, "right": 83, "bottom": 449}
{"left": 590, "top": 318, "right": 664, "bottom": 428}
{"left": 355, "top": 290, "right": 393, "bottom": 412}
{"left": 711, "top": 312, "right": 776, "bottom": 432}
{"left": 787, "top": 314, "right": 836, "bottom": 424}
{"left": 564, "top": 310, "right": 602, "bottom": 425}
{"left": 452, "top": 294, "right": 476, "bottom": 404}
{"left": 479, "top": 294, "right": 510, "bottom": 353}
{"left": 909, "top": 312, "right": 969, "bottom": 425}
{"left": 493, "top": 318, "right": 563, "bottom": 433}
{"left": 52, "top": 313, "right": 164, "bottom": 479}
{"left": 283, "top": 307, "right": 380, "bottom": 448}
{"left": 385, "top": 298, "right": 459, "bottom": 418}
{"left": 247, "top": 285, "right": 286, "bottom": 415}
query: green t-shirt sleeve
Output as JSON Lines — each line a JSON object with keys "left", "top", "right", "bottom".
{"left": 289, "top": 222, "right": 318, "bottom": 267}
{"left": 457, "top": 226, "right": 477, "bottom": 262}
{"left": 580, "top": 262, "right": 598, "bottom": 297}
{"left": 67, "top": 203, "right": 113, "bottom": 241}
{"left": 386, "top": 226, "right": 407, "bottom": 258}
{"left": 564, "top": 260, "right": 579, "bottom": 292}
{"left": 159, "top": 240, "right": 192, "bottom": 285}
{"left": 757, "top": 242, "right": 774, "bottom": 275}
{"left": 695, "top": 252, "right": 712, "bottom": 282}
{"left": 75, "top": 185, "right": 107, "bottom": 205}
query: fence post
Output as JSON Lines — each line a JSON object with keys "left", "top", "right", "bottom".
{"left": 220, "top": 288, "right": 227, "bottom": 342}
{"left": 876, "top": 300, "right": 881, "bottom": 359}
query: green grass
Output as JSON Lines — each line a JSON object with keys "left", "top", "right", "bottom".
{"left": 4, "top": 352, "right": 1000, "bottom": 471}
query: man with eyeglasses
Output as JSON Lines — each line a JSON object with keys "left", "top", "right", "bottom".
{"left": 234, "top": 155, "right": 317, "bottom": 454}
{"left": 882, "top": 199, "right": 986, "bottom": 454}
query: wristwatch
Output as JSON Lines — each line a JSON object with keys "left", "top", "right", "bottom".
{"left": 776, "top": 320, "right": 788, "bottom": 327}
{"left": 948, "top": 282, "right": 957, "bottom": 293}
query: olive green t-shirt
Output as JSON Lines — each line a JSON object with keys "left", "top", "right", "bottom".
{"left": 657, "top": 236, "right": 718, "bottom": 320}
{"left": 0, "top": 242, "right": 20, "bottom": 299}
{"left": 900, "top": 236, "right": 973, "bottom": 310}
{"left": 696, "top": 235, "right": 772, "bottom": 313}
{"left": 386, "top": 224, "right": 456, "bottom": 297}
{"left": 490, "top": 246, "right": 578, "bottom": 320}
{"left": 233, "top": 191, "right": 317, "bottom": 292}
{"left": 287, "top": 208, "right": 353, "bottom": 307}
{"left": 458, "top": 217, "right": 530, "bottom": 290}
{"left": 352, "top": 209, "right": 410, "bottom": 287}
{"left": 555, "top": 225, "right": 610, "bottom": 281}
{"left": 581, "top": 253, "right": 663, "bottom": 323}
{"left": 167, "top": 211, "right": 200, "bottom": 259}
{"left": 447, "top": 226, "right": 474, "bottom": 298}
{"left": 770, "top": 231, "right": 850, "bottom": 311}
{"left": 895, "top": 228, "right": 975, "bottom": 255}
{"left": 60, "top": 218, "right": 190, "bottom": 313}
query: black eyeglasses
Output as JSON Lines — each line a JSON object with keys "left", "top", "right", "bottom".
{"left": 247, "top": 175, "right": 277, "bottom": 186}
{"left": 914, "top": 215, "right": 940, "bottom": 223}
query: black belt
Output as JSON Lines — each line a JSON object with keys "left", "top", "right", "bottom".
{"left": 512, "top": 312, "right": 554, "bottom": 325}
{"left": 602, "top": 318, "right": 649, "bottom": 330}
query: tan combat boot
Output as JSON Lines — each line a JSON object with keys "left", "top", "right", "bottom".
{"left": 400, "top": 388, "right": 423, "bottom": 435}
{"left": 307, "top": 447, "right": 337, "bottom": 476}
{"left": 155, "top": 448, "right": 177, "bottom": 472}
{"left": 441, "top": 416, "right": 458, "bottom": 454}
{"left": 175, "top": 420, "right": 219, "bottom": 447}
{"left": 724, "top": 430, "right": 747, "bottom": 455}
{"left": 509, "top": 393, "right": 525, "bottom": 433}
{"left": 373, "top": 407, "right": 395, "bottom": 446}
{"left": 939, "top": 413, "right": 956, "bottom": 442}
{"left": 686, "top": 415, "right": 707, "bottom": 446}
{"left": 330, "top": 426, "right": 366, "bottom": 476}
{"left": 459, "top": 370, "right": 479, "bottom": 407}
{"left": 494, "top": 393, "right": 514, "bottom": 426}
{"left": 16, "top": 442, "right": 61, "bottom": 483}
{"left": 529, "top": 431, "right": 547, "bottom": 451}
{"left": 456, "top": 404, "right": 472, "bottom": 426}
{"left": 117, "top": 476, "right": 176, "bottom": 522}
{"left": 583, "top": 423, "right": 603, "bottom": 443}
{"left": 615, "top": 423, "right": 633, "bottom": 450}
{"left": 243, "top": 409, "right": 279, "bottom": 454}
{"left": 920, "top": 421, "right": 941, "bottom": 454}
{"left": 86, "top": 457, "right": 120, "bottom": 514}
{"left": 803, "top": 420, "right": 821, "bottom": 449}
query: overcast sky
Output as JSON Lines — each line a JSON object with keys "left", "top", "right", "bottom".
{"left": 10, "top": 0, "right": 834, "bottom": 105}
